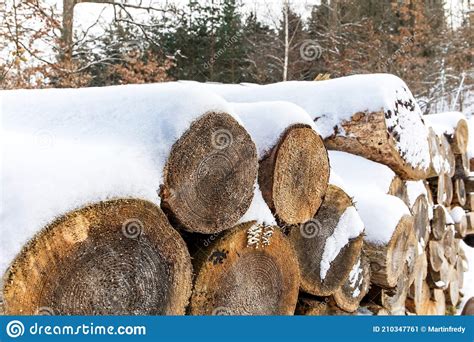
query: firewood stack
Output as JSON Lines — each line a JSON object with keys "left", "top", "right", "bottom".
{"left": 1, "top": 76, "right": 472, "bottom": 316}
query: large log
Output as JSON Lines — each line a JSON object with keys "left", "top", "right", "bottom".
{"left": 363, "top": 215, "right": 414, "bottom": 288}
{"left": 189, "top": 222, "right": 300, "bottom": 315}
{"left": 258, "top": 125, "right": 329, "bottom": 224}
{"left": 333, "top": 253, "right": 371, "bottom": 312}
{"left": 2, "top": 199, "right": 193, "bottom": 315}
{"left": 288, "top": 185, "right": 364, "bottom": 296}
{"left": 160, "top": 111, "right": 258, "bottom": 233}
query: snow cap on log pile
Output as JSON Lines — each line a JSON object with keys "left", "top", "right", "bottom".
{"left": 191, "top": 74, "right": 431, "bottom": 180}
{"left": 237, "top": 184, "right": 276, "bottom": 226}
{"left": 0, "top": 83, "right": 258, "bottom": 273}
{"left": 231, "top": 101, "right": 329, "bottom": 224}
{"left": 424, "top": 111, "right": 469, "bottom": 154}
{"left": 328, "top": 151, "right": 411, "bottom": 245}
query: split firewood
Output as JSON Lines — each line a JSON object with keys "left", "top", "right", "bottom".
{"left": 2, "top": 199, "right": 193, "bottom": 315}
{"left": 189, "top": 222, "right": 300, "bottom": 315}
{"left": 333, "top": 253, "right": 371, "bottom": 312}
{"left": 288, "top": 184, "right": 364, "bottom": 296}
{"left": 232, "top": 102, "right": 330, "bottom": 225}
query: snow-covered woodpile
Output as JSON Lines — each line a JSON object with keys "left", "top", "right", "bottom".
{"left": 0, "top": 75, "right": 472, "bottom": 316}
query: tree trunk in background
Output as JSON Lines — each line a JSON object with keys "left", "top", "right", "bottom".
{"left": 2, "top": 199, "right": 193, "bottom": 315}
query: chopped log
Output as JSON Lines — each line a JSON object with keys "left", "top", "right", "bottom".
{"left": 189, "top": 222, "right": 300, "bottom": 315}
{"left": 406, "top": 280, "right": 433, "bottom": 315}
{"left": 388, "top": 176, "right": 409, "bottom": 206}
{"left": 440, "top": 135, "right": 456, "bottom": 178}
{"left": 443, "top": 226, "right": 457, "bottom": 264}
{"left": 363, "top": 215, "right": 414, "bottom": 288}
{"left": 406, "top": 251, "right": 428, "bottom": 314}
{"left": 258, "top": 124, "right": 329, "bottom": 225}
{"left": 427, "top": 127, "right": 443, "bottom": 178}
{"left": 411, "top": 195, "right": 430, "bottom": 246}
{"left": 428, "top": 240, "right": 445, "bottom": 273}
{"left": 430, "top": 205, "right": 447, "bottom": 240}
{"left": 333, "top": 253, "right": 371, "bottom": 312}
{"left": 160, "top": 112, "right": 258, "bottom": 234}
{"left": 465, "top": 176, "right": 474, "bottom": 193}
{"left": 454, "top": 153, "right": 470, "bottom": 178}
{"left": 444, "top": 174, "right": 454, "bottom": 206}
{"left": 428, "top": 257, "right": 450, "bottom": 290}
{"left": 2, "top": 199, "right": 193, "bottom": 315}
{"left": 368, "top": 266, "right": 409, "bottom": 315}
{"left": 454, "top": 215, "right": 468, "bottom": 238}
{"left": 288, "top": 185, "right": 364, "bottom": 296}
{"left": 463, "top": 193, "right": 474, "bottom": 211}
{"left": 452, "top": 177, "right": 467, "bottom": 207}
{"left": 446, "top": 267, "right": 460, "bottom": 307}
{"left": 324, "top": 109, "right": 430, "bottom": 180}
{"left": 429, "top": 173, "right": 447, "bottom": 206}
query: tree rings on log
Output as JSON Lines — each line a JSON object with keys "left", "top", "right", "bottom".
{"left": 430, "top": 205, "right": 447, "bottom": 240}
{"left": 160, "top": 112, "right": 258, "bottom": 234}
{"left": 259, "top": 124, "right": 329, "bottom": 225}
{"left": 364, "top": 215, "right": 414, "bottom": 288}
{"left": 288, "top": 185, "right": 364, "bottom": 296}
{"left": 189, "top": 222, "right": 300, "bottom": 315}
{"left": 411, "top": 195, "right": 430, "bottom": 246}
{"left": 333, "top": 253, "right": 371, "bottom": 312}
{"left": 2, "top": 199, "right": 193, "bottom": 315}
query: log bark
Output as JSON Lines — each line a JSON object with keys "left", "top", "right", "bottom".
{"left": 258, "top": 125, "right": 329, "bottom": 225}
{"left": 333, "top": 253, "right": 371, "bottom": 312}
{"left": 160, "top": 112, "right": 258, "bottom": 234}
{"left": 430, "top": 205, "right": 447, "bottom": 240}
{"left": 452, "top": 177, "right": 467, "bottom": 207}
{"left": 2, "top": 199, "right": 193, "bottom": 315}
{"left": 454, "top": 153, "right": 470, "bottom": 178}
{"left": 363, "top": 215, "right": 414, "bottom": 288}
{"left": 189, "top": 222, "right": 300, "bottom": 315}
{"left": 324, "top": 110, "right": 429, "bottom": 180}
{"left": 288, "top": 185, "right": 364, "bottom": 296}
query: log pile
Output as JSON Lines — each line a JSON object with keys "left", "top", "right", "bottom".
{"left": 1, "top": 79, "right": 472, "bottom": 316}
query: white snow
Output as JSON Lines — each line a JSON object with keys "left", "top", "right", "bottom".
{"left": 0, "top": 83, "right": 243, "bottom": 274}
{"left": 190, "top": 73, "right": 431, "bottom": 170}
{"left": 450, "top": 206, "right": 466, "bottom": 224}
{"left": 320, "top": 206, "right": 365, "bottom": 280}
{"left": 459, "top": 241, "right": 474, "bottom": 314}
{"left": 348, "top": 258, "right": 363, "bottom": 298}
{"left": 405, "top": 180, "right": 428, "bottom": 208}
{"left": 230, "top": 101, "right": 318, "bottom": 158}
{"left": 237, "top": 184, "right": 276, "bottom": 226}
{"left": 328, "top": 170, "right": 349, "bottom": 193}
{"left": 329, "top": 151, "right": 396, "bottom": 194}
{"left": 424, "top": 111, "right": 466, "bottom": 137}
{"left": 442, "top": 206, "right": 455, "bottom": 225}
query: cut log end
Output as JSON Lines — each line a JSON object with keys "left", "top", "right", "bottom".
{"left": 259, "top": 125, "right": 329, "bottom": 225}
{"left": 289, "top": 185, "right": 364, "bottom": 296}
{"left": 189, "top": 222, "right": 300, "bottom": 315}
{"left": 161, "top": 111, "right": 258, "bottom": 234}
{"left": 3, "top": 199, "right": 193, "bottom": 315}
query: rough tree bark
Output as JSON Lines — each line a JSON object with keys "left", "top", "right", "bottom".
{"left": 2, "top": 199, "right": 193, "bottom": 315}
{"left": 288, "top": 185, "right": 364, "bottom": 296}
{"left": 189, "top": 222, "right": 300, "bottom": 315}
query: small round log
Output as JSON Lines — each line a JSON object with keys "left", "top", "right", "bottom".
{"left": 160, "top": 112, "right": 258, "bottom": 234}
{"left": 189, "top": 222, "right": 300, "bottom": 315}
{"left": 364, "top": 215, "right": 414, "bottom": 288}
{"left": 333, "top": 253, "right": 371, "bottom": 312}
{"left": 427, "top": 127, "right": 443, "bottom": 178}
{"left": 288, "top": 185, "right": 364, "bottom": 296}
{"left": 429, "top": 173, "right": 447, "bottom": 206}
{"left": 3, "top": 199, "right": 193, "bottom": 315}
{"left": 446, "top": 267, "right": 460, "bottom": 307}
{"left": 428, "top": 240, "right": 445, "bottom": 273}
{"left": 258, "top": 125, "right": 329, "bottom": 225}
{"left": 411, "top": 195, "right": 430, "bottom": 246}
{"left": 430, "top": 205, "right": 447, "bottom": 240}
{"left": 452, "top": 177, "right": 467, "bottom": 207}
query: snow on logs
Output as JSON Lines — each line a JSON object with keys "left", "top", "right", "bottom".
{"left": 3, "top": 199, "right": 193, "bottom": 315}
{"left": 197, "top": 74, "right": 432, "bottom": 180}
{"left": 188, "top": 221, "right": 300, "bottom": 315}
{"left": 424, "top": 112, "right": 469, "bottom": 155}
{"left": 1, "top": 84, "right": 258, "bottom": 234}
{"left": 288, "top": 184, "right": 364, "bottom": 297}
{"left": 231, "top": 101, "right": 329, "bottom": 225}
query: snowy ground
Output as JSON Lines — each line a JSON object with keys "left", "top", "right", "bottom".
{"left": 459, "top": 241, "right": 474, "bottom": 314}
